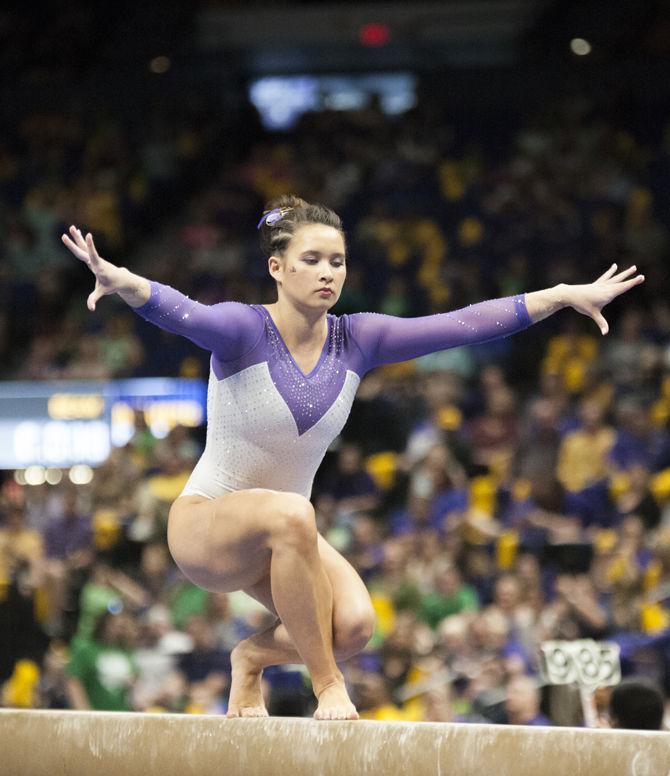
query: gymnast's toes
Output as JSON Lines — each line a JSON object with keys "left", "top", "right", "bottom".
{"left": 241, "top": 706, "right": 269, "bottom": 717}
{"left": 314, "top": 706, "right": 359, "bottom": 721}
{"left": 226, "top": 705, "right": 268, "bottom": 718}
{"left": 314, "top": 682, "right": 359, "bottom": 720}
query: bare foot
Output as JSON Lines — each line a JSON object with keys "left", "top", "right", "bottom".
{"left": 313, "top": 680, "right": 359, "bottom": 720}
{"left": 226, "top": 642, "right": 268, "bottom": 718}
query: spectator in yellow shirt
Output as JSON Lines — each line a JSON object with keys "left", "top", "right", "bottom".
{"left": 557, "top": 398, "right": 615, "bottom": 493}
{"left": 0, "top": 505, "right": 44, "bottom": 589}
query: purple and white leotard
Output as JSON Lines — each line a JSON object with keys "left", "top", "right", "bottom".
{"left": 134, "top": 282, "right": 531, "bottom": 500}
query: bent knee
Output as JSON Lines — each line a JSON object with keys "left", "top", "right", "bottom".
{"left": 269, "top": 492, "right": 317, "bottom": 548}
{"left": 334, "top": 607, "right": 376, "bottom": 659}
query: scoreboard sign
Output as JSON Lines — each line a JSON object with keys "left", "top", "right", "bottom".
{"left": 541, "top": 639, "right": 621, "bottom": 688}
{"left": 0, "top": 378, "right": 206, "bottom": 468}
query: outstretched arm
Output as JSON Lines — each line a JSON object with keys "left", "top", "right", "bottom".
{"left": 349, "top": 294, "right": 532, "bottom": 371}
{"left": 62, "top": 225, "right": 262, "bottom": 360}
{"left": 349, "top": 264, "right": 644, "bottom": 372}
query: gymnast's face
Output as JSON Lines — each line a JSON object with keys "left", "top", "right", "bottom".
{"left": 268, "top": 223, "right": 346, "bottom": 311}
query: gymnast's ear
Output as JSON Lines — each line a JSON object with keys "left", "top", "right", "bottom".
{"left": 268, "top": 254, "right": 283, "bottom": 283}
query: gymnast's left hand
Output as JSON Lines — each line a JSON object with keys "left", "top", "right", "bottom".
{"left": 563, "top": 263, "right": 645, "bottom": 335}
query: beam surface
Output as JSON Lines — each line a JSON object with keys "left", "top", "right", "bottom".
{"left": 1, "top": 709, "right": 668, "bottom": 776}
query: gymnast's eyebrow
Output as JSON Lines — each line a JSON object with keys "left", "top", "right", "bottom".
{"left": 299, "top": 250, "right": 345, "bottom": 259}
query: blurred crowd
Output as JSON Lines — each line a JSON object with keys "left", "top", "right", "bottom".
{"left": 1, "top": 67, "right": 670, "bottom": 726}
{"left": 0, "top": 87, "right": 232, "bottom": 380}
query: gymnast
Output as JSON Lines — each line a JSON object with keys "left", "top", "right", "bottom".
{"left": 62, "top": 194, "right": 644, "bottom": 720}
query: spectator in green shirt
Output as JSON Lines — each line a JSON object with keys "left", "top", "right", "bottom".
{"left": 73, "top": 560, "right": 149, "bottom": 646}
{"left": 65, "top": 609, "right": 139, "bottom": 711}
{"left": 418, "top": 563, "right": 479, "bottom": 629}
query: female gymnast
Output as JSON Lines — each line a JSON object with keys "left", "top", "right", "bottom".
{"left": 62, "top": 195, "right": 644, "bottom": 720}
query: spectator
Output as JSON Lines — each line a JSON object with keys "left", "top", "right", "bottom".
{"left": 65, "top": 609, "right": 139, "bottom": 711}
{"left": 0, "top": 503, "right": 44, "bottom": 593}
{"left": 487, "top": 575, "right": 533, "bottom": 641}
{"left": 614, "top": 464, "right": 662, "bottom": 531}
{"left": 99, "top": 313, "right": 145, "bottom": 377}
{"left": 466, "top": 385, "right": 520, "bottom": 478}
{"left": 610, "top": 398, "right": 670, "bottom": 475}
{"left": 551, "top": 574, "right": 609, "bottom": 640}
{"left": 557, "top": 397, "right": 615, "bottom": 494}
{"left": 38, "top": 641, "right": 71, "bottom": 709}
{"left": 179, "top": 613, "right": 231, "bottom": 684}
{"left": 602, "top": 309, "right": 655, "bottom": 392}
{"left": 320, "top": 443, "right": 380, "bottom": 517}
{"left": 42, "top": 487, "right": 93, "bottom": 637}
{"left": 72, "top": 559, "right": 149, "bottom": 645}
{"left": 44, "top": 487, "right": 93, "bottom": 562}
{"left": 356, "top": 672, "right": 407, "bottom": 721}
{"left": 504, "top": 675, "right": 551, "bottom": 726}
{"left": 418, "top": 562, "right": 479, "bottom": 629}
{"left": 557, "top": 397, "right": 616, "bottom": 527}
{"left": 608, "top": 677, "right": 666, "bottom": 730}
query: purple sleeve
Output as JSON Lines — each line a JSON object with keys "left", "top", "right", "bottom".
{"left": 348, "top": 294, "right": 532, "bottom": 372}
{"left": 132, "top": 281, "right": 263, "bottom": 362}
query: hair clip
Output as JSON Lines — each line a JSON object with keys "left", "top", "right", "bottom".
{"left": 257, "top": 207, "right": 291, "bottom": 230}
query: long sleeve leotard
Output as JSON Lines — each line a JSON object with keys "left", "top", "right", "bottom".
{"left": 134, "top": 282, "right": 531, "bottom": 499}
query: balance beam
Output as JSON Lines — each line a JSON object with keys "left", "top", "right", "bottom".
{"left": 1, "top": 710, "right": 668, "bottom": 776}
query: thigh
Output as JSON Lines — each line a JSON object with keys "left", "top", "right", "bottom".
{"left": 244, "top": 534, "right": 374, "bottom": 627}
{"left": 167, "top": 489, "right": 303, "bottom": 594}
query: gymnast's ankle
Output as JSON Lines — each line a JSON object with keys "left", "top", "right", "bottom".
{"left": 231, "top": 640, "right": 263, "bottom": 671}
{"left": 313, "top": 673, "right": 345, "bottom": 698}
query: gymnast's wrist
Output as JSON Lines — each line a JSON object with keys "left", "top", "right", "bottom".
{"left": 551, "top": 283, "right": 570, "bottom": 310}
{"left": 116, "top": 267, "right": 136, "bottom": 295}
{"left": 116, "top": 268, "right": 152, "bottom": 307}
{"left": 525, "top": 283, "right": 568, "bottom": 323}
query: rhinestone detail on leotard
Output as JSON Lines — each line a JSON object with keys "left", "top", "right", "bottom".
{"left": 258, "top": 307, "right": 348, "bottom": 435}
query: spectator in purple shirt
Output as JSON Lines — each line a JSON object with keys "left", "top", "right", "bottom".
{"left": 610, "top": 397, "right": 670, "bottom": 473}
{"left": 320, "top": 442, "right": 380, "bottom": 517}
{"left": 504, "top": 675, "right": 552, "bottom": 726}
{"left": 43, "top": 488, "right": 93, "bottom": 637}
{"left": 44, "top": 488, "right": 93, "bottom": 562}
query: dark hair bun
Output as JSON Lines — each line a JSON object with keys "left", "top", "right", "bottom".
{"left": 265, "top": 194, "right": 310, "bottom": 211}
{"left": 258, "top": 193, "right": 344, "bottom": 257}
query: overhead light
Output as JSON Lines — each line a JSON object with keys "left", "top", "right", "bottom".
{"left": 24, "top": 466, "right": 46, "bottom": 486}
{"left": 570, "top": 38, "right": 592, "bottom": 56}
{"left": 150, "top": 56, "right": 171, "bottom": 74}
{"left": 359, "top": 23, "right": 391, "bottom": 48}
{"left": 45, "top": 468, "right": 63, "bottom": 485}
{"left": 69, "top": 465, "right": 93, "bottom": 485}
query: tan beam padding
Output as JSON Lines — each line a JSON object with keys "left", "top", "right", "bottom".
{"left": 0, "top": 709, "right": 668, "bottom": 776}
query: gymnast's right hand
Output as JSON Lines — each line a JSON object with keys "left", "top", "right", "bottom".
{"left": 61, "top": 225, "right": 127, "bottom": 311}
